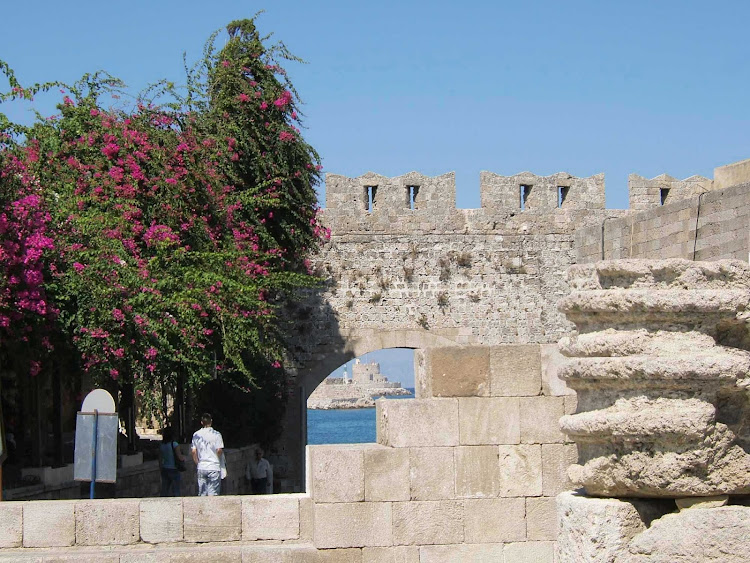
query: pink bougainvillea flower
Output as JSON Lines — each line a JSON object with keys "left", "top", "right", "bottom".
{"left": 273, "top": 90, "right": 292, "bottom": 108}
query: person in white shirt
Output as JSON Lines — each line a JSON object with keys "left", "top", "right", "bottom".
{"left": 246, "top": 447, "right": 271, "bottom": 494}
{"left": 191, "top": 413, "right": 224, "bottom": 496}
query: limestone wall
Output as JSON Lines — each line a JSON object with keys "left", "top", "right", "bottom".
{"left": 0, "top": 344, "right": 574, "bottom": 561}
{"left": 576, "top": 181, "right": 750, "bottom": 263}
{"left": 280, "top": 164, "right": 747, "bottom": 491}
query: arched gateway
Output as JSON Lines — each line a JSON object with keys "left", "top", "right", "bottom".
{"left": 276, "top": 169, "right": 616, "bottom": 491}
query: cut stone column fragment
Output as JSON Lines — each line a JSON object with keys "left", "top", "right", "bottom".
{"left": 558, "top": 259, "right": 750, "bottom": 497}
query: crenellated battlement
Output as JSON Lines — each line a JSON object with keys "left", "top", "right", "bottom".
{"left": 325, "top": 170, "right": 605, "bottom": 214}
{"left": 480, "top": 171, "right": 605, "bottom": 211}
{"left": 628, "top": 173, "right": 712, "bottom": 211}
{"left": 325, "top": 171, "right": 456, "bottom": 214}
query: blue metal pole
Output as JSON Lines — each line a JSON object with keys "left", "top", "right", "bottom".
{"left": 90, "top": 409, "right": 98, "bottom": 499}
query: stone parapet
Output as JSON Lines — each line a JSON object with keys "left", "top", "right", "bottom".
{"left": 2, "top": 342, "right": 569, "bottom": 560}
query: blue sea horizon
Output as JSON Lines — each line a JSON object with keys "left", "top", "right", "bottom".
{"left": 307, "top": 389, "right": 414, "bottom": 445}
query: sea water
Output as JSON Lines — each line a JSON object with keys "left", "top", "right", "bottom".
{"left": 307, "top": 390, "right": 414, "bottom": 445}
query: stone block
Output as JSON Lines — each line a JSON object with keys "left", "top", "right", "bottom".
{"left": 542, "top": 444, "right": 578, "bottom": 496}
{"left": 409, "top": 447, "right": 455, "bottom": 500}
{"left": 557, "top": 492, "right": 647, "bottom": 563}
{"left": 392, "top": 500, "right": 463, "bottom": 546}
{"left": 362, "top": 546, "right": 419, "bottom": 563}
{"left": 75, "top": 499, "right": 140, "bottom": 546}
{"left": 314, "top": 502, "right": 392, "bottom": 548}
{"left": 377, "top": 399, "right": 458, "bottom": 448}
{"left": 414, "top": 348, "right": 430, "bottom": 399}
{"left": 519, "top": 396, "right": 565, "bottom": 444}
{"left": 504, "top": 541, "right": 555, "bottom": 563}
{"left": 458, "top": 397, "right": 520, "bottom": 445}
{"left": 541, "top": 344, "right": 575, "bottom": 396}
{"left": 490, "top": 344, "right": 542, "bottom": 396}
{"left": 498, "top": 444, "right": 543, "bottom": 497}
{"left": 122, "top": 546, "right": 242, "bottom": 562}
{"left": 564, "top": 394, "right": 577, "bottom": 416}
{"left": 242, "top": 494, "right": 299, "bottom": 540}
{"left": 425, "top": 346, "right": 490, "bottom": 397}
{"left": 39, "top": 552, "right": 120, "bottom": 563}
{"left": 241, "top": 545, "right": 319, "bottom": 563}
{"left": 627, "top": 506, "right": 750, "bottom": 562}
{"left": 118, "top": 551, "right": 160, "bottom": 563}
{"left": 300, "top": 495, "right": 314, "bottom": 541}
{"left": 454, "top": 446, "right": 499, "bottom": 498}
{"left": 418, "top": 543, "right": 505, "bottom": 562}
{"left": 140, "top": 498, "right": 183, "bottom": 544}
{"left": 183, "top": 496, "right": 241, "bottom": 542}
{"left": 526, "top": 497, "right": 557, "bottom": 541}
{"left": 463, "top": 498, "right": 525, "bottom": 543}
{"left": 365, "top": 446, "right": 410, "bottom": 501}
{"left": 318, "top": 548, "right": 363, "bottom": 563}
{"left": 0, "top": 501, "right": 22, "bottom": 547}
{"left": 24, "top": 500, "right": 75, "bottom": 547}
{"left": 309, "top": 444, "right": 365, "bottom": 502}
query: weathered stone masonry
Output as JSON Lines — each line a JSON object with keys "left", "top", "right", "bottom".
{"left": 557, "top": 259, "right": 750, "bottom": 562}
{"left": 279, "top": 160, "right": 750, "bottom": 491}
{"left": 279, "top": 169, "right": 616, "bottom": 489}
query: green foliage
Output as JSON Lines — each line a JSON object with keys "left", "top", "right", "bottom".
{"left": 0, "top": 18, "right": 325, "bottom": 435}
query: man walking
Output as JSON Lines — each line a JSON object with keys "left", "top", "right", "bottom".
{"left": 191, "top": 413, "right": 224, "bottom": 496}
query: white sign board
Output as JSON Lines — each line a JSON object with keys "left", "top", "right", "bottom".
{"left": 74, "top": 389, "right": 118, "bottom": 484}
{"left": 74, "top": 412, "right": 118, "bottom": 482}
{"left": 81, "top": 389, "right": 116, "bottom": 413}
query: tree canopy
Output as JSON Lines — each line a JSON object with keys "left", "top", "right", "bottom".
{"left": 0, "top": 18, "right": 325, "bottom": 431}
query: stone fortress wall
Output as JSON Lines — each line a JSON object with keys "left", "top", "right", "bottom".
{"left": 279, "top": 158, "right": 750, "bottom": 491}
{"left": 4, "top": 159, "right": 750, "bottom": 561}
{"left": 577, "top": 159, "right": 750, "bottom": 263}
{"left": 299, "top": 159, "right": 750, "bottom": 384}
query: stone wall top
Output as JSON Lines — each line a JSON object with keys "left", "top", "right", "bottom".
{"left": 628, "top": 173, "right": 713, "bottom": 211}
{"left": 324, "top": 170, "right": 606, "bottom": 215}
{"left": 321, "top": 171, "right": 611, "bottom": 236}
{"left": 715, "top": 157, "right": 750, "bottom": 191}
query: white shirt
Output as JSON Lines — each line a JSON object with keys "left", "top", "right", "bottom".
{"left": 191, "top": 427, "right": 224, "bottom": 471}
{"left": 246, "top": 458, "right": 271, "bottom": 480}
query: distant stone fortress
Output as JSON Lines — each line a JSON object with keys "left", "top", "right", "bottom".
{"left": 307, "top": 359, "right": 411, "bottom": 409}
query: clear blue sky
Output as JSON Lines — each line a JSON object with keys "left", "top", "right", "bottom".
{"left": 3, "top": 1, "right": 749, "bottom": 211}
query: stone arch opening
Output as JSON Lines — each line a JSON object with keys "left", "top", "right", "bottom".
{"left": 307, "top": 348, "right": 414, "bottom": 445}
{"left": 299, "top": 329, "right": 461, "bottom": 398}
{"left": 295, "top": 329, "right": 460, "bottom": 487}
